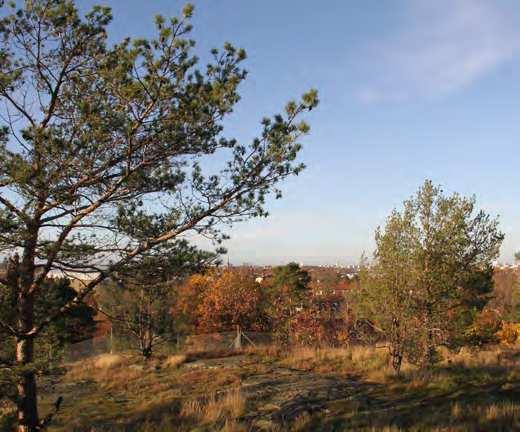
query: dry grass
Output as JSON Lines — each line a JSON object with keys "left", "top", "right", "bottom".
{"left": 185, "top": 348, "right": 241, "bottom": 361}
{"left": 451, "top": 402, "right": 462, "bottom": 419}
{"left": 65, "top": 352, "right": 128, "bottom": 373}
{"left": 244, "top": 343, "right": 283, "bottom": 358}
{"left": 279, "top": 345, "right": 392, "bottom": 378}
{"left": 439, "top": 345, "right": 505, "bottom": 367}
{"left": 280, "top": 346, "right": 348, "bottom": 368}
{"left": 443, "top": 401, "right": 520, "bottom": 430}
{"left": 92, "top": 353, "right": 126, "bottom": 369}
{"left": 63, "top": 353, "right": 152, "bottom": 392}
{"left": 29, "top": 343, "right": 519, "bottom": 431}
{"left": 484, "top": 402, "right": 520, "bottom": 421}
{"left": 163, "top": 354, "right": 187, "bottom": 369}
{"left": 180, "top": 386, "right": 246, "bottom": 424}
{"left": 220, "top": 418, "right": 247, "bottom": 432}
{"left": 290, "top": 412, "right": 312, "bottom": 431}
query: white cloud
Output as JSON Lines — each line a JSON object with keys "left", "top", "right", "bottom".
{"left": 358, "top": 0, "right": 519, "bottom": 103}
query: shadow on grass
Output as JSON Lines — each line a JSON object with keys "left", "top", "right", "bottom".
{"left": 40, "top": 359, "right": 520, "bottom": 432}
{"left": 303, "top": 364, "right": 520, "bottom": 432}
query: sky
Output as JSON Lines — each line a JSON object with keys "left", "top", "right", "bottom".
{"left": 80, "top": 0, "right": 520, "bottom": 265}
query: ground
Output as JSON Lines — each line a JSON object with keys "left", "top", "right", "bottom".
{"left": 3, "top": 345, "right": 520, "bottom": 431}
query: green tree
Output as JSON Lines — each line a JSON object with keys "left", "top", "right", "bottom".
{"left": 267, "top": 263, "right": 311, "bottom": 344}
{"left": 351, "top": 180, "right": 503, "bottom": 372}
{"left": 0, "top": 1, "right": 317, "bottom": 429}
{"left": 506, "top": 276, "right": 520, "bottom": 322}
{"left": 1, "top": 278, "right": 96, "bottom": 415}
{"left": 1, "top": 277, "right": 96, "bottom": 362}
{"left": 270, "top": 262, "right": 311, "bottom": 300}
{"left": 33, "top": 278, "right": 97, "bottom": 356}
{"left": 511, "top": 251, "right": 520, "bottom": 321}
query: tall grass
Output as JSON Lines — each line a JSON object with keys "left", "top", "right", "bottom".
{"left": 163, "top": 354, "right": 187, "bottom": 369}
{"left": 279, "top": 345, "right": 392, "bottom": 377}
{"left": 180, "top": 386, "right": 246, "bottom": 424}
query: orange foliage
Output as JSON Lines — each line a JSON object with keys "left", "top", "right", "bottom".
{"left": 290, "top": 297, "right": 348, "bottom": 347}
{"left": 173, "top": 273, "right": 213, "bottom": 332}
{"left": 196, "top": 270, "right": 268, "bottom": 333}
{"left": 173, "top": 270, "right": 268, "bottom": 333}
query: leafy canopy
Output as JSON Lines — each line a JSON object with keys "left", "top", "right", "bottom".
{"left": 352, "top": 180, "right": 504, "bottom": 368}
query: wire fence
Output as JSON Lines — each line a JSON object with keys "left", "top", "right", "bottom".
{"left": 63, "top": 329, "right": 273, "bottom": 362}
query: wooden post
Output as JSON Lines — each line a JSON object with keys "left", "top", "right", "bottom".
{"left": 233, "top": 325, "right": 242, "bottom": 350}
{"left": 110, "top": 325, "right": 114, "bottom": 354}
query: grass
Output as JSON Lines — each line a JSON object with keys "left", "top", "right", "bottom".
{"left": 278, "top": 345, "right": 395, "bottom": 378}
{"left": 163, "top": 354, "right": 187, "bottom": 369}
{"left": 180, "top": 386, "right": 245, "bottom": 423}
{"left": 1, "top": 343, "right": 519, "bottom": 431}
{"left": 34, "top": 349, "right": 246, "bottom": 432}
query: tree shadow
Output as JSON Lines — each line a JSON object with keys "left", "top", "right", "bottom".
{"left": 301, "top": 364, "right": 520, "bottom": 431}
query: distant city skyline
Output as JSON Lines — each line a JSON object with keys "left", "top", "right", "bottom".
{"left": 80, "top": 0, "right": 520, "bottom": 265}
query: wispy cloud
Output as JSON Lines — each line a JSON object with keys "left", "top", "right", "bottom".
{"left": 358, "top": 0, "right": 519, "bottom": 103}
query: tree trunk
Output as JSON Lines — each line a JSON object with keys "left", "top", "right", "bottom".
{"left": 142, "top": 346, "right": 152, "bottom": 360}
{"left": 16, "top": 337, "right": 39, "bottom": 432}
{"left": 16, "top": 291, "right": 39, "bottom": 432}
{"left": 390, "top": 345, "right": 403, "bottom": 375}
{"left": 140, "top": 328, "right": 153, "bottom": 360}
{"left": 424, "top": 329, "right": 437, "bottom": 366}
{"left": 13, "top": 223, "right": 40, "bottom": 431}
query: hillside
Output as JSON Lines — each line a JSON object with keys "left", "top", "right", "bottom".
{"left": 16, "top": 345, "right": 519, "bottom": 432}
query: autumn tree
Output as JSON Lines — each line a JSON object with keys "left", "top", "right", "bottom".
{"left": 0, "top": 1, "right": 318, "bottom": 429}
{"left": 195, "top": 269, "right": 268, "bottom": 333}
{"left": 351, "top": 180, "right": 504, "bottom": 373}
{"left": 172, "top": 272, "right": 213, "bottom": 334}
{"left": 290, "top": 297, "right": 348, "bottom": 347}
{"left": 97, "top": 241, "right": 218, "bottom": 359}
{"left": 172, "top": 269, "right": 268, "bottom": 334}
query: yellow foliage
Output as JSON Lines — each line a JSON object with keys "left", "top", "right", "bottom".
{"left": 497, "top": 322, "right": 520, "bottom": 344}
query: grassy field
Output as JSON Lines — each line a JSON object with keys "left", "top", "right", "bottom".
{"left": 2, "top": 344, "right": 520, "bottom": 431}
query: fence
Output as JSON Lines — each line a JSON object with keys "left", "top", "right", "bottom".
{"left": 63, "top": 329, "right": 273, "bottom": 362}
{"left": 183, "top": 329, "right": 272, "bottom": 352}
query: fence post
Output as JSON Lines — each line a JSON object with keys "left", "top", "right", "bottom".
{"left": 233, "top": 325, "right": 242, "bottom": 350}
{"left": 110, "top": 325, "right": 114, "bottom": 354}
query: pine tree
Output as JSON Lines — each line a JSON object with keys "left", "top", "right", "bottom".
{"left": 0, "top": 2, "right": 318, "bottom": 429}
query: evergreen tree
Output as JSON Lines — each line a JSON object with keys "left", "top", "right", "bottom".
{"left": 267, "top": 263, "right": 311, "bottom": 344}
{"left": 270, "top": 262, "right": 311, "bottom": 302}
{"left": 1, "top": 278, "right": 96, "bottom": 407}
{"left": 0, "top": 1, "right": 318, "bottom": 429}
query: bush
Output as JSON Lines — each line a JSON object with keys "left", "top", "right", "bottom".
{"left": 497, "top": 322, "right": 520, "bottom": 345}
{"left": 290, "top": 300, "right": 348, "bottom": 347}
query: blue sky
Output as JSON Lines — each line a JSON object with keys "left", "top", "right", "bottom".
{"left": 81, "top": 0, "right": 520, "bottom": 265}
